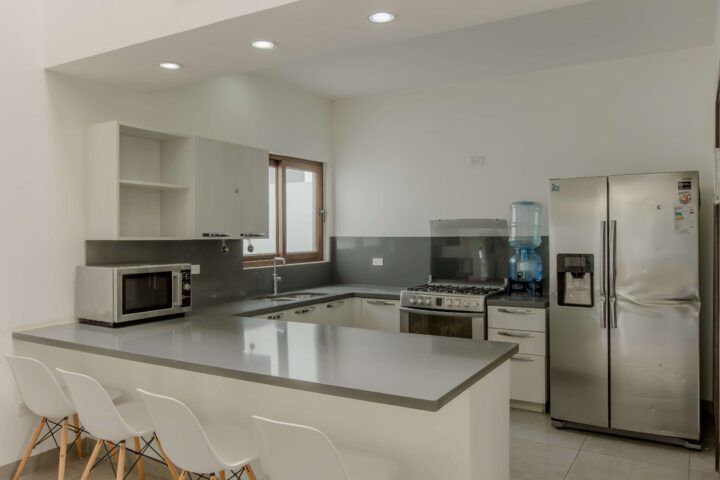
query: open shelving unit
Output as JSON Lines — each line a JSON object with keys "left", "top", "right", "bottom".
{"left": 85, "top": 121, "right": 195, "bottom": 240}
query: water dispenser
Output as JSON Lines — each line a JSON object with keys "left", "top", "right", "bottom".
{"left": 556, "top": 254, "right": 594, "bottom": 307}
{"left": 508, "top": 201, "right": 543, "bottom": 296}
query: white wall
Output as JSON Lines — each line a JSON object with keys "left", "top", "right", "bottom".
{"left": 0, "top": 2, "right": 330, "bottom": 467}
{"left": 332, "top": 46, "right": 717, "bottom": 399}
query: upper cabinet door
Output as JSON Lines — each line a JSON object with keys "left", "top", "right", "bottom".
{"left": 193, "top": 137, "right": 269, "bottom": 239}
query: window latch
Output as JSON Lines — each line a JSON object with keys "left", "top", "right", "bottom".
{"left": 319, "top": 208, "right": 327, "bottom": 223}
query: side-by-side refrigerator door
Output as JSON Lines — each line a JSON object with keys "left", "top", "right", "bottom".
{"left": 549, "top": 176, "right": 609, "bottom": 427}
{"left": 608, "top": 172, "right": 700, "bottom": 440}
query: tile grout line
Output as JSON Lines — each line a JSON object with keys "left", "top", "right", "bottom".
{"left": 561, "top": 435, "right": 588, "bottom": 480}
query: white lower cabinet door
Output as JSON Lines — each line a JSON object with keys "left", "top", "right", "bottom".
{"left": 322, "top": 299, "right": 351, "bottom": 327}
{"left": 360, "top": 299, "right": 400, "bottom": 332}
{"left": 290, "top": 305, "right": 320, "bottom": 324}
{"left": 509, "top": 354, "right": 546, "bottom": 404}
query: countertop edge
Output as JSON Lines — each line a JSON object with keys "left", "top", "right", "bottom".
{"left": 13, "top": 328, "right": 515, "bottom": 412}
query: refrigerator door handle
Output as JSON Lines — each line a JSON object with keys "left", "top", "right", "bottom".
{"left": 600, "top": 220, "right": 607, "bottom": 328}
{"left": 609, "top": 219, "right": 618, "bottom": 328}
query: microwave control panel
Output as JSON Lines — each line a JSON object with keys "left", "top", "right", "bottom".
{"left": 181, "top": 269, "right": 192, "bottom": 307}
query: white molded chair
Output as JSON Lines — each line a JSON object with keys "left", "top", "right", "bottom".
{"left": 57, "top": 369, "right": 178, "bottom": 480}
{"left": 252, "top": 416, "right": 398, "bottom": 480}
{"left": 138, "top": 389, "right": 259, "bottom": 480}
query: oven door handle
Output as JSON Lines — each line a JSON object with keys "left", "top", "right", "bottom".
{"left": 399, "top": 306, "right": 481, "bottom": 318}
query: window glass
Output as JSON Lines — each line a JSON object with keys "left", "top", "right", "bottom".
{"left": 285, "top": 168, "right": 317, "bottom": 253}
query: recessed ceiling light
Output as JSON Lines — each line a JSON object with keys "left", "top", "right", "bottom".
{"left": 158, "top": 61, "right": 183, "bottom": 70}
{"left": 251, "top": 40, "right": 277, "bottom": 50}
{"left": 368, "top": 11, "right": 396, "bottom": 23}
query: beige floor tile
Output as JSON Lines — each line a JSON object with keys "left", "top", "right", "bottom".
{"left": 565, "top": 451, "right": 688, "bottom": 480}
{"left": 690, "top": 443, "right": 716, "bottom": 473}
{"left": 510, "top": 437, "right": 578, "bottom": 480}
{"left": 690, "top": 471, "right": 718, "bottom": 480}
{"left": 510, "top": 409, "right": 587, "bottom": 449}
{"left": 582, "top": 433, "right": 690, "bottom": 468}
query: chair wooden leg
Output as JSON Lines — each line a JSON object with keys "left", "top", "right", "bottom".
{"left": 245, "top": 465, "right": 257, "bottom": 480}
{"left": 210, "top": 476, "right": 216, "bottom": 480}
{"left": 58, "top": 418, "right": 69, "bottom": 480}
{"left": 153, "top": 434, "right": 179, "bottom": 480}
{"left": 133, "top": 437, "right": 145, "bottom": 480}
{"left": 177, "top": 471, "right": 188, "bottom": 480}
{"left": 219, "top": 471, "right": 226, "bottom": 480}
{"left": 73, "top": 414, "right": 83, "bottom": 459}
{"left": 13, "top": 417, "right": 46, "bottom": 480}
{"left": 80, "top": 440, "right": 103, "bottom": 480}
{"left": 115, "top": 442, "right": 126, "bottom": 480}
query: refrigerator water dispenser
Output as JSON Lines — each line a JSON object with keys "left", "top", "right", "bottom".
{"left": 557, "top": 254, "right": 594, "bottom": 307}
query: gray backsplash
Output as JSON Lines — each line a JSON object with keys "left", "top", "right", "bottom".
{"left": 85, "top": 241, "right": 332, "bottom": 306}
{"left": 86, "top": 236, "right": 550, "bottom": 306}
{"left": 332, "top": 236, "right": 549, "bottom": 290}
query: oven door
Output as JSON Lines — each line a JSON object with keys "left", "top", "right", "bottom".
{"left": 399, "top": 307, "right": 485, "bottom": 340}
{"left": 116, "top": 267, "right": 182, "bottom": 323}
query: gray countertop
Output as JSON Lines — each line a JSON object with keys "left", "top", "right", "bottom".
{"left": 14, "top": 313, "right": 518, "bottom": 412}
{"left": 486, "top": 293, "right": 549, "bottom": 308}
{"left": 195, "top": 284, "right": 402, "bottom": 317}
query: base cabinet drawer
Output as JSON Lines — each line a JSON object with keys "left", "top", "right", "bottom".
{"left": 488, "top": 306, "right": 546, "bottom": 332}
{"left": 488, "top": 329, "right": 546, "bottom": 356}
{"left": 510, "top": 354, "right": 546, "bottom": 404}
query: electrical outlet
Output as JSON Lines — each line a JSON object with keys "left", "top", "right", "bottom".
{"left": 191, "top": 264, "right": 201, "bottom": 275}
{"left": 470, "top": 156, "right": 486, "bottom": 167}
{"left": 372, "top": 258, "right": 384, "bottom": 266}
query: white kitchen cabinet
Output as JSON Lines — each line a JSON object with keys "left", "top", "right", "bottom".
{"left": 194, "top": 137, "right": 269, "bottom": 239}
{"left": 84, "top": 122, "right": 269, "bottom": 240}
{"left": 85, "top": 122, "right": 194, "bottom": 240}
{"left": 488, "top": 304, "right": 548, "bottom": 412}
{"left": 359, "top": 299, "right": 400, "bottom": 332}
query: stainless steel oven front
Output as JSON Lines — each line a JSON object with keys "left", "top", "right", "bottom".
{"left": 399, "top": 307, "right": 485, "bottom": 340}
{"left": 76, "top": 264, "right": 192, "bottom": 326}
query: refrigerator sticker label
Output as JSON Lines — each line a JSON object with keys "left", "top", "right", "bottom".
{"left": 678, "top": 179, "right": 692, "bottom": 190}
{"left": 674, "top": 206, "right": 696, "bottom": 234}
{"left": 678, "top": 192, "right": 692, "bottom": 205}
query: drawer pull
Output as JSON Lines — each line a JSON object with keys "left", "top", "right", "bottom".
{"left": 498, "top": 331, "right": 535, "bottom": 338}
{"left": 366, "top": 300, "right": 396, "bottom": 306}
{"left": 497, "top": 308, "right": 534, "bottom": 315}
{"left": 326, "top": 301, "right": 345, "bottom": 309}
{"left": 267, "top": 313, "right": 284, "bottom": 320}
{"left": 294, "top": 307, "right": 316, "bottom": 315}
{"left": 511, "top": 355, "right": 536, "bottom": 362}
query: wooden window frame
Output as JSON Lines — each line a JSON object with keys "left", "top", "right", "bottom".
{"left": 243, "top": 154, "right": 324, "bottom": 267}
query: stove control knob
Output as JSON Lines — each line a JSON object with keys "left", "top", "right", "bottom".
{"left": 454, "top": 299, "right": 461, "bottom": 306}
{"left": 463, "top": 301, "right": 469, "bottom": 308}
{"left": 472, "top": 302, "right": 479, "bottom": 309}
{"left": 445, "top": 298, "right": 453, "bottom": 306}
{"left": 409, "top": 297, "right": 416, "bottom": 304}
{"left": 424, "top": 298, "right": 431, "bottom": 306}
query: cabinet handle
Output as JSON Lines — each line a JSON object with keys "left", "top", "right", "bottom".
{"left": 497, "top": 308, "right": 534, "bottom": 315}
{"left": 498, "top": 331, "right": 535, "bottom": 338}
{"left": 326, "top": 301, "right": 345, "bottom": 309}
{"left": 294, "top": 307, "right": 316, "bottom": 315}
{"left": 511, "top": 355, "right": 536, "bottom": 362}
{"left": 366, "top": 300, "right": 396, "bottom": 306}
{"left": 240, "top": 233, "right": 266, "bottom": 238}
{"left": 267, "top": 313, "right": 284, "bottom": 320}
{"left": 202, "top": 233, "right": 230, "bottom": 238}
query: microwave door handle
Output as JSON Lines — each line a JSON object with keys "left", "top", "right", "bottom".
{"left": 172, "top": 272, "right": 181, "bottom": 307}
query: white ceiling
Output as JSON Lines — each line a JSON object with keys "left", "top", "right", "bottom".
{"left": 47, "top": 0, "right": 591, "bottom": 91}
{"left": 257, "top": 0, "right": 718, "bottom": 99}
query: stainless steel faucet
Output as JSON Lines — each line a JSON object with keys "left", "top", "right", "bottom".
{"left": 272, "top": 257, "right": 286, "bottom": 295}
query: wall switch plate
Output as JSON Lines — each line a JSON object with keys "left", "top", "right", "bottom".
{"left": 470, "top": 156, "right": 486, "bottom": 166}
{"left": 191, "top": 264, "right": 201, "bottom": 275}
{"left": 372, "top": 258, "right": 384, "bottom": 266}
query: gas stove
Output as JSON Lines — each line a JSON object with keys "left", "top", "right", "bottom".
{"left": 400, "top": 283, "right": 504, "bottom": 314}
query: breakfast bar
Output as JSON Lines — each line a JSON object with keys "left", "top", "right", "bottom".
{"left": 13, "top": 315, "right": 517, "bottom": 480}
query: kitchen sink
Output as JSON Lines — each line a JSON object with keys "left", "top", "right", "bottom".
{"left": 253, "top": 292, "right": 327, "bottom": 302}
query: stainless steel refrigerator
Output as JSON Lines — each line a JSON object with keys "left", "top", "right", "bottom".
{"left": 549, "top": 172, "right": 701, "bottom": 447}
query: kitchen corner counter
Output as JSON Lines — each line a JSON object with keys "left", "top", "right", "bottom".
{"left": 194, "top": 284, "right": 402, "bottom": 317}
{"left": 13, "top": 312, "right": 517, "bottom": 412}
{"left": 486, "top": 293, "right": 549, "bottom": 308}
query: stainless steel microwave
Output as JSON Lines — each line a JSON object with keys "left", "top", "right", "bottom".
{"left": 76, "top": 264, "right": 191, "bottom": 326}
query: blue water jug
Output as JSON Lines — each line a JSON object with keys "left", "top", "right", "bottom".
{"left": 508, "top": 201, "right": 543, "bottom": 282}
